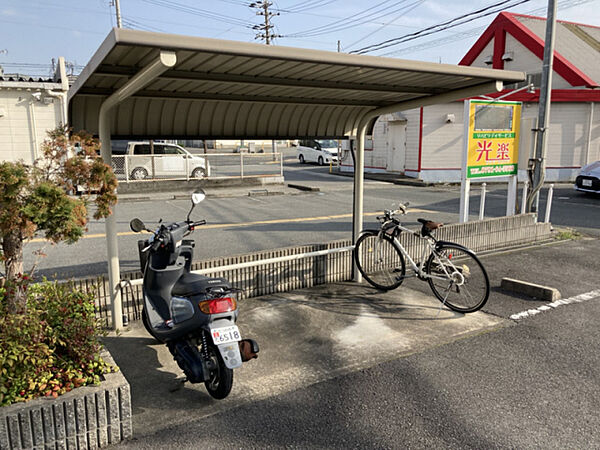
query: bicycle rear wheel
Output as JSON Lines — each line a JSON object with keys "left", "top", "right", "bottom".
{"left": 425, "top": 243, "right": 489, "bottom": 313}
{"left": 354, "top": 231, "right": 406, "bottom": 290}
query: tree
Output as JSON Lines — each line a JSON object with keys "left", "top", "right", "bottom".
{"left": 0, "top": 126, "right": 117, "bottom": 313}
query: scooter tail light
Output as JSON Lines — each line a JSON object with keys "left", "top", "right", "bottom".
{"left": 198, "top": 297, "right": 237, "bottom": 314}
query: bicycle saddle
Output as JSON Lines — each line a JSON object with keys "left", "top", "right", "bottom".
{"left": 418, "top": 218, "right": 443, "bottom": 236}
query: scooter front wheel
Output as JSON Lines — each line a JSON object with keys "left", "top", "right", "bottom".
{"left": 205, "top": 344, "right": 233, "bottom": 399}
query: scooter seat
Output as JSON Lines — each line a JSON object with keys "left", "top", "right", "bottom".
{"left": 172, "top": 272, "right": 231, "bottom": 297}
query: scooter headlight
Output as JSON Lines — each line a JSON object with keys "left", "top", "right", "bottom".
{"left": 199, "top": 297, "right": 237, "bottom": 314}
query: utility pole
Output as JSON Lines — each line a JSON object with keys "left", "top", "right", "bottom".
{"left": 337, "top": 40, "right": 341, "bottom": 52}
{"left": 527, "top": 0, "right": 557, "bottom": 214}
{"left": 249, "top": 1, "right": 281, "bottom": 44}
{"left": 112, "top": 0, "right": 123, "bottom": 28}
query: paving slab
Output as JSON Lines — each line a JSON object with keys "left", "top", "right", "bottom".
{"left": 103, "top": 281, "right": 509, "bottom": 437}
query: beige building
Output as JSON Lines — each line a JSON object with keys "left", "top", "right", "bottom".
{"left": 347, "top": 12, "right": 600, "bottom": 183}
{"left": 0, "top": 57, "right": 69, "bottom": 163}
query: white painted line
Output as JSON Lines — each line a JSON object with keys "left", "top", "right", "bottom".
{"left": 510, "top": 289, "right": 600, "bottom": 321}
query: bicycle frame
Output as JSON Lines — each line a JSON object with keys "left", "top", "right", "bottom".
{"left": 375, "top": 225, "right": 463, "bottom": 284}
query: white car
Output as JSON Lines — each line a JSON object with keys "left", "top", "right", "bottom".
{"left": 296, "top": 139, "right": 339, "bottom": 165}
{"left": 125, "top": 142, "right": 210, "bottom": 180}
{"left": 574, "top": 161, "right": 600, "bottom": 194}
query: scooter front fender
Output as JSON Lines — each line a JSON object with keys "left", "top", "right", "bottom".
{"left": 209, "top": 319, "right": 243, "bottom": 369}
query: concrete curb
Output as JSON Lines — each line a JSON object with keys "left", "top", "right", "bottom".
{"left": 0, "top": 349, "right": 131, "bottom": 450}
{"left": 329, "top": 170, "right": 432, "bottom": 186}
{"left": 286, "top": 183, "right": 320, "bottom": 192}
{"left": 501, "top": 277, "right": 561, "bottom": 301}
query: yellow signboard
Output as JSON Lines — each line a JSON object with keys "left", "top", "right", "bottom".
{"left": 466, "top": 100, "right": 521, "bottom": 178}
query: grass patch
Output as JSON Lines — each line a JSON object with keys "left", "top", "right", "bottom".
{"left": 553, "top": 227, "right": 582, "bottom": 241}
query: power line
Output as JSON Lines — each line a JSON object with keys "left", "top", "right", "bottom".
{"left": 285, "top": 0, "right": 419, "bottom": 38}
{"left": 283, "top": 0, "right": 338, "bottom": 13}
{"left": 350, "top": 0, "right": 532, "bottom": 54}
{"left": 140, "top": 0, "right": 252, "bottom": 28}
{"left": 122, "top": 17, "right": 168, "bottom": 33}
{"left": 343, "top": 0, "right": 424, "bottom": 50}
{"left": 366, "top": 0, "right": 594, "bottom": 57}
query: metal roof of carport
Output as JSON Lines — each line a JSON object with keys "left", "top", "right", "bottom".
{"left": 68, "top": 28, "right": 525, "bottom": 139}
{"left": 67, "top": 28, "right": 525, "bottom": 330}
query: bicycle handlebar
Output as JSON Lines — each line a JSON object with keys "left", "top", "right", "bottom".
{"left": 379, "top": 202, "right": 410, "bottom": 220}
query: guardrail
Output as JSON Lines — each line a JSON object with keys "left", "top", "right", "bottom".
{"left": 66, "top": 214, "right": 551, "bottom": 328}
{"left": 111, "top": 152, "right": 283, "bottom": 182}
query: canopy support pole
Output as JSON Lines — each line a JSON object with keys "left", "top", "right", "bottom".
{"left": 352, "top": 123, "right": 368, "bottom": 282}
{"left": 350, "top": 81, "right": 504, "bottom": 282}
{"left": 99, "top": 50, "right": 177, "bottom": 330}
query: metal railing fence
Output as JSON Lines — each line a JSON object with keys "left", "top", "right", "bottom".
{"left": 111, "top": 152, "right": 283, "bottom": 182}
{"left": 65, "top": 214, "right": 551, "bottom": 328}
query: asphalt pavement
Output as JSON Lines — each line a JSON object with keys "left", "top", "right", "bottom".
{"left": 103, "top": 236, "right": 600, "bottom": 449}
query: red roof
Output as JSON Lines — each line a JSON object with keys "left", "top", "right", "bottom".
{"left": 459, "top": 12, "right": 598, "bottom": 88}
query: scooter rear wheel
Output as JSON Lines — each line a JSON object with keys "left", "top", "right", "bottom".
{"left": 205, "top": 344, "right": 233, "bottom": 399}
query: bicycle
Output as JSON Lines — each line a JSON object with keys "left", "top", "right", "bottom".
{"left": 353, "top": 202, "right": 490, "bottom": 313}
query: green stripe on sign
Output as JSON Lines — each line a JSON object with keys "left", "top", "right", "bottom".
{"left": 473, "top": 132, "right": 515, "bottom": 139}
{"left": 468, "top": 164, "right": 517, "bottom": 178}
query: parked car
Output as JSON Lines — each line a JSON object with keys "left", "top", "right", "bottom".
{"left": 574, "top": 161, "right": 600, "bottom": 194}
{"left": 296, "top": 139, "right": 339, "bottom": 165}
{"left": 123, "top": 142, "right": 210, "bottom": 180}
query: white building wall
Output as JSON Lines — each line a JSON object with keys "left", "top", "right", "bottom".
{"left": 467, "top": 34, "right": 572, "bottom": 89}
{"left": 500, "top": 35, "right": 571, "bottom": 89}
{"left": 368, "top": 118, "right": 388, "bottom": 171}
{"left": 403, "top": 108, "right": 421, "bottom": 176}
{"left": 470, "top": 40, "right": 495, "bottom": 67}
{"left": 421, "top": 103, "right": 464, "bottom": 171}
{"left": 545, "top": 103, "right": 596, "bottom": 181}
{"left": 590, "top": 103, "right": 600, "bottom": 164}
{"left": 391, "top": 101, "right": 599, "bottom": 183}
{"left": 0, "top": 90, "right": 63, "bottom": 163}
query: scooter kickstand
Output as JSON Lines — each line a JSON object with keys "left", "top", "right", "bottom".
{"left": 169, "top": 377, "right": 188, "bottom": 392}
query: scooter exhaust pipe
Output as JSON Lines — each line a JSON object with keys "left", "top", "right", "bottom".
{"left": 169, "top": 340, "right": 209, "bottom": 383}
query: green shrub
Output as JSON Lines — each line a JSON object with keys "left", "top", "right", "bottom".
{"left": 0, "top": 278, "right": 113, "bottom": 406}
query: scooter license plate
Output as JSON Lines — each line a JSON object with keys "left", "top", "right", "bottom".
{"left": 211, "top": 325, "right": 241, "bottom": 345}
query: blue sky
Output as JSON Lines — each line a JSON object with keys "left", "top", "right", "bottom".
{"left": 0, "top": 0, "right": 598, "bottom": 77}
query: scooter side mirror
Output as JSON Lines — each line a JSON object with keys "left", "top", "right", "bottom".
{"left": 130, "top": 218, "right": 146, "bottom": 233}
{"left": 187, "top": 189, "right": 206, "bottom": 222}
{"left": 191, "top": 189, "right": 206, "bottom": 205}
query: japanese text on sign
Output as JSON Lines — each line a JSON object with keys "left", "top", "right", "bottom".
{"left": 466, "top": 100, "right": 521, "bottom": 179}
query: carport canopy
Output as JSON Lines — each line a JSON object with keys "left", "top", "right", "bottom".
{"left": 68, "top": 28, "right": 525, "bottom": 329}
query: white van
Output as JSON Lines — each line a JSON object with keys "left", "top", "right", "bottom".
{"left": 125, "top": 142, "right": 210, "bottom": 180}
{"left": 296, "top": 139, "right": 339, "bottom": 165}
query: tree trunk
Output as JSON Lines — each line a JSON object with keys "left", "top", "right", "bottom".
{"left": 2, "top": 229, "right": 26, "bottom": 313}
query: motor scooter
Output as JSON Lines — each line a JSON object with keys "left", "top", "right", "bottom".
{"left": 130, "top": 189, "right": 258, "bottom": 399}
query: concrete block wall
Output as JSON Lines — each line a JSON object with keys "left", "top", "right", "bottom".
{"left": 0, "top": 351, "right": 131, "bottom": 450}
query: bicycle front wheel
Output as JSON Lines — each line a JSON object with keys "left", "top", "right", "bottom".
{"left": 354, "top": 231, "right": 406, "bottom": 291}
{"left": 425, "top": 243, "right": 489, "bottom": 313}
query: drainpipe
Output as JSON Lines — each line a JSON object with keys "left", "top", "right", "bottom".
{"left": 585, "top": 102, "right": 594, "bottom": 166}
{"left": 351, "top": 80, "right": 504, "bottom": 281}
{"left": 44, "top": 90, "right": 68, "bottom": 125}
{"left": 28, "top": 96, "right": 39, "bottom": 161}
{"left": 99, "top": 50, "right": 177, "bottom": 330}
